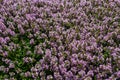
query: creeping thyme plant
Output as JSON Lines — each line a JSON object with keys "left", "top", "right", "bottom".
{"left": 0, "top": 0, "right": 120, "bottom": 80}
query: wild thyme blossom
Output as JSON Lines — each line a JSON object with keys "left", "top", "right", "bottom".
{"left": 0, "top": 0, "right": 120, "bottom": 79}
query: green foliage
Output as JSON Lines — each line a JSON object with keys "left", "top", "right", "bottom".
{"left": 93, "top": 75, "right": 97, "bottom": 80}
{"left": 45, "top": 69, "right": 54, "bottom": 76}
{"left": 5, "top": 32, "right": 45, "bottom": 79}
{"left": 102, "top": 48, "right": 110, "bottom": 60}
{"left": 62, "top": 22, "right": 74, "bottom": 30}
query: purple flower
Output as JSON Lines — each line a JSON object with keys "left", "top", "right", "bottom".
{"left": 30, "top": 39, "right": 35, "bottom": 45}
{"left": 116, "top": 71, "right": 120, "bottom": 77}
{"left": 66, "top": 71, "right": 73, "bottom": 78}
{"left": 0, "top": 37, "right": 6, "bottom": 44}
{"left": 47, "top": 75, "right": 53, "bottom": 80}
{"left": 45, "top": 49, "right": 51, "bottom": 58}
{"left": 18, "top": 24, "right": 25, "bottom": 34}
{"left": 0, "top": 22, "right": 6, "bottom": 31}
{"left": 32, "top": 72, "right": 38, "bottom": 79}
{"left": 87, "top": 70, "right": 94, "bottom": 76}
{"left": 78, "top": 70, "right": 86, "bottom": 77}
{"left": 5, "top": 37, "right": 10, "bottom": 42}
{"left": 71, "top": 58, "right": 77, "bottom": 66}
{"left": 115, "top": 0, "right": 120, "bottom": 4}
{"left": 25, "top": 71, "right": 31, "bottom": 77}
{"left": 117, "top": 35, "right": 120, "bottom": 39}
{"left": 3, "top": 51, "right": 8, "bottom": 57}
{"left": 9, "top": 63, "right": 15, "bottom": 68}
{"left": 71, "top": 67, "right": 77, "bottom": 74}
{"left": 84, "top": 76, "right": 92, "bottom": 80}
{"left": 36, "top": 48, "right": 43, "bottom": 55}
{"left": 26, "top": 14, "right": 35, "bottom": 21}
{"left": 54, "top": 72, "right": 62, "bottom": 80}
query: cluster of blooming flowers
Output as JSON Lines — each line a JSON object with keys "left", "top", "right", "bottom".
{"left": 0, "top": 0, "right": 120, "bottom": 80}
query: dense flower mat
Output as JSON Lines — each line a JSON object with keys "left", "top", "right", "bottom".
{"left": 0, "top": 0, "right": 120, "bottom": 80}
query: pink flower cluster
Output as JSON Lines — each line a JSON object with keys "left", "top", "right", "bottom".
{"left": 0, "top": 0, "right": 120, "bottom": 80}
